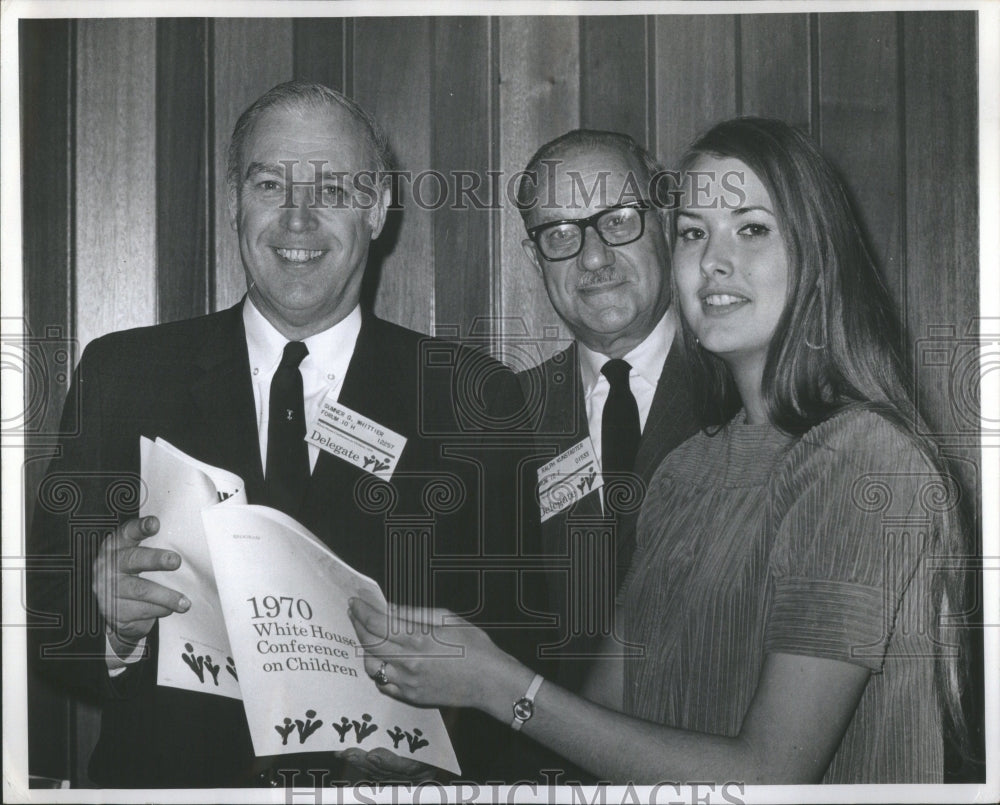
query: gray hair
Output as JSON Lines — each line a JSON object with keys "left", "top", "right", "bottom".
{"left": 515, "top": 129, "right": 666, "bottom": 221}
{"left": 226, "top": 80, "right": 394, "bottom": 193}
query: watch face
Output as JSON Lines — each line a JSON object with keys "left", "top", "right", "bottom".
{"left": 513, "top": 697, "right": 534, "bottom": 721}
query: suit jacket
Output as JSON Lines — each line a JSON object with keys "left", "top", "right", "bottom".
{"left": 27, "top": 302, "right": 533, "bottom": 787}
{"left": 516, "top": 338, "right": 700, "bottom": 692}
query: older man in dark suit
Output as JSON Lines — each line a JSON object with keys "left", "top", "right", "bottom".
{"left": 27, "top": 81, "right": 529, "bottom": 788}
{"left": 515, "top": 130, "right": 700, "bottom": 697}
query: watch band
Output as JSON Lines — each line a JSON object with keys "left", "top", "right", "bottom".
{"left": 510, "top": 673, "right": 544, "bottom": 731}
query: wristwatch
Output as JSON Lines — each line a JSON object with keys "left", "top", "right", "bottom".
{"left": 511, "top": 673, "right": 544, "bottom": 731}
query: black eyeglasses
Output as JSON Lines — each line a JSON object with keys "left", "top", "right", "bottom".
{"left": 526, "top": 202, "right": 652, "bottom": 261}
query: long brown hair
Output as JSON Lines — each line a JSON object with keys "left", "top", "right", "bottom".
{"left": 674, "top": 116, "right": 974, "bottom": 764}
{"left": 675, "top": 117, "right": 912, "bottom": 434}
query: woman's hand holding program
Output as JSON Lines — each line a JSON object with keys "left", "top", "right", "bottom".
{"left": 347, "top": 596, "right": 512, "bottom": 710}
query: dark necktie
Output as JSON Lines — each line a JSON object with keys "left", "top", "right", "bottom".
{"left": 601, "top": 358, "right": 640, "bottom": 478}
{"left": 264, "top": 341, "right": 309, "bottom": 516}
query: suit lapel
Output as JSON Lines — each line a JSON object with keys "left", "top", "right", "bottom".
{"left": 300, "top": 314, "right": 409, "bottom": 522}
{"left": 188, "top": 304, "right": 266, "bottom": 501}
{"left": 633, "top": 337, "right": 698, "bottom": 485}
{"left": 336, "top": 314, "right": 409, "bottom": 425}
{"left": 546, "top": 343, "right": 588, "bottom": 449}
{"left": 538, "top": 344, "right": 602, "bottom": 527}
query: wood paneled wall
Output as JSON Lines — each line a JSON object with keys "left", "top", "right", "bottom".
{"left": 20, "top": 12, "right": 981, "bottom": 784}
{"left": 22, "top": 13, "right": 981, "bottom": 417}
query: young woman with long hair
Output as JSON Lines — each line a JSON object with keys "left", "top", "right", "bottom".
{"left": 348, "top": 117, "right": 970, "bottom": 784}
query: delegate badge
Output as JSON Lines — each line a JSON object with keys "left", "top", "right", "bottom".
{"left": 307, "top": 393, "right": 407, "bottom": 479}
{"left": 536, "top": 437, "right": 602, "bottom": 522}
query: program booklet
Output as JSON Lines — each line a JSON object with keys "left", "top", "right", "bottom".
{"left": 139, "top": 436, "right": 460, "bottom": 774}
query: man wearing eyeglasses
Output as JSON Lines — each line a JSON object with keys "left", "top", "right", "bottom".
{"left": 514, "top": 130, "right": 699, "bottom": 705}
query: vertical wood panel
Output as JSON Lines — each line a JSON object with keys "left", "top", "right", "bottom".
{"left": 213, "top": 20, "right": 293, "bottom": 311}
{"left": 156, "top": 19, "right": 211, "bottom": 324}
{"left": 293, "top": 18, "right": 348, "bottom": 92}
{"left": 654, "top": 15, "right": 738, "bottom": 167}
{"left": 903, "top": 13, "right": 979, "bottom": 467}
{"left": 21, "top": 19, "right": 74, "bottom": 350}
{"left": 354, "top": 18, "right": 434, "bottom": 334}
{"left": 817, "top": 13, "right": 903, "bottom": 303}
{"left": 20, "top": 18, "right": 74, "bottom": 451}
{"left": 740, "top": 14, "right": 810, "bottom": 128}
{"left": 20, "top": 20, "right": 76, "bottom": 782}
{"left": 497, "top": 16, "right": 579, "bottom": 364}
{"left": 580, "top": 16, "right": 649, "bottom": 147}
{"left": 431, "top": 17, "right": 494, "bottom": 337}
{"left": 75, "top": 20, "right": 157, "bottom": 353}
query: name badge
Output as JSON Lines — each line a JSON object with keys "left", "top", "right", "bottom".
{"left": 536, "top": 437, "right": 602, "bottom": 522}
{"left": 307, "top": 395, "right": 407, "bottom": 479}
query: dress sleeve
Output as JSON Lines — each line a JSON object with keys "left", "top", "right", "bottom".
{"left": 764, "top": 411, "right": 949, "bottom": 673}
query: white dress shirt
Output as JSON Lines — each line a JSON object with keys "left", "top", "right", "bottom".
{"left": 577, "top": 308, "right": 677, "bottom": 472}
{"left": 243, "top": 297, "right": 361, "bottom": 472}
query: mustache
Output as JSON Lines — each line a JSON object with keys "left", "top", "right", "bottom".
{"left": 578, "top": 267, "right": 625, "bottom": 288}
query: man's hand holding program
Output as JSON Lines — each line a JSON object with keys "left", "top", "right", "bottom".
{"left": 92, "top": 515, "right": 190, "bottom": 656}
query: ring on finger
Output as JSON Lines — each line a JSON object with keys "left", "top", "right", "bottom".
{"left": 372, "top": 661, "right": 390, "bottom": 687}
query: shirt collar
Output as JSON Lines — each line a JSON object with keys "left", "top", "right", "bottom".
{"left": 243, "top": 297, "right": 362, "bottom": 384}
{"left": 578, "top": 308, "right": 677, "bottom": 394}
